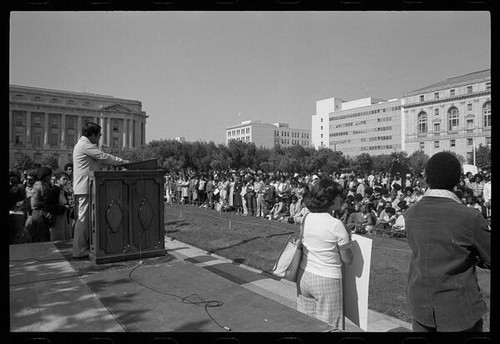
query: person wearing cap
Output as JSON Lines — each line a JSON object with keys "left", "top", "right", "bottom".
{"left": 406, "top": 152, "right": 490, "bottom": 332}
{"left": 72, "top": 122, "right": 130, "bottom": 258}
{"left": 9, "top": 170, "right": 26, "bottom": 211}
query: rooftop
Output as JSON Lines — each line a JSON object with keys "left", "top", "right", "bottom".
{"left": 405, "top": 69, "right": 490, "bottom": 96}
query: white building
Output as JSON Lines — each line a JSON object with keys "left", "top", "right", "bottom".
{"left": 403, "top": 69, "right": 491, "bottom": 161}
{"left": 312, "top": 97, "right": 404, "bottom": 156}
{"left": 226, "top": 120, "right": 310, "bottom": 149}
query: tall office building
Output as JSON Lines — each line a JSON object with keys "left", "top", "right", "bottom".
{"left": 312, "top": 97, "right": 403, "bottom": 156}
{"left": 9, "top": 85, "right": 148, "bottom": 168}
{"left": 226, "top": 120, "right": 310, "bottom": 149}
{"left": 403, "top": 69, "right": 491, "bottom": 161}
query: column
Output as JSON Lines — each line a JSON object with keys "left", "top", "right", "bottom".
{"left": 76, "top": 115, "right": 82, "bottom": 139}
{"left": 132, "top": 120, "right": 136, "bottom": 148}
{"left": 26, "top": 111, "right": 32, "bottom": 146}
{"left": 122, "top": 118, "right": 127, "bottom": 149}
{"left": 127, "top": 119, "right": 131, "bottom": 149}
{"left": 43, "top": 113, "right": 49, "bottom": 147}
{"left": 61, "top": 114, "right": 66, "bottom": 147}
{"left": 106, "top": 117, "right": 112, "bottom": 147}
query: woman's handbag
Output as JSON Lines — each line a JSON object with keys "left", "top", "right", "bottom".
{"left": 271, "top": 213, "right": 308, "bottom": 282}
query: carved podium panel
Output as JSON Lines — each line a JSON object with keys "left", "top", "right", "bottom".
{"left": 89, "top": 169, "right": 165, "bottom": 264}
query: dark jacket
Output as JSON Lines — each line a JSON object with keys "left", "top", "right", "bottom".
{"left": 405, "top": 193, "right": 490, "bottom": 331}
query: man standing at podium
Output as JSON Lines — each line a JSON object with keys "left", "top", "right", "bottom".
{"left": 72, "top": 122, "right": 130, "bottom": 258}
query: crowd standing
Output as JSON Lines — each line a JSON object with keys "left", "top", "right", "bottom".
{"left": 162, "top": 166, "right": 492, "bottom": 238}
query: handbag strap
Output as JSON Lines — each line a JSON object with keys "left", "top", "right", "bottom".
{"left": 298, "top": 212, "right": 309, "bottom": 240}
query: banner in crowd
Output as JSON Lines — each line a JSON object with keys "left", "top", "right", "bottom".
{"left": 343, "top": 234, "right": 373, "bottom": 331}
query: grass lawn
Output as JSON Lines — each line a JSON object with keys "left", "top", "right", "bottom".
{"left": 165, "top": 204, "right": 490, "bottom": 330}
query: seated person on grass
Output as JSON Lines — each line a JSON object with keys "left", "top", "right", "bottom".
{"left": 287, "top": 195, "right": 302, "bottom": 223}
{"left": 267, "top": 196, "right": 285, "bottom": 220}
{"left": 391, "top": 201, "right": 407, "bottom": 238}
{"left": 346, "top": 204, "right": 376, "bottom": 234}
{"left": 375, "top": 206, "right": 397, "bottom": 235}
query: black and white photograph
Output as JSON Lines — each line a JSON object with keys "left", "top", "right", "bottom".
{"left": 8, "top": 10, "right": 491, "bottom": 338}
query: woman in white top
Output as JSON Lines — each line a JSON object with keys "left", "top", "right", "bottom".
{"left": 297, "top": 178, "right": 353, "bottom": 330}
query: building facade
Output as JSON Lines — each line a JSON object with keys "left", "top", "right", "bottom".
{"left": 9, "top": 85, "right": 148, "bottom": 169}
{"left": 312, "top": 97, "right": 404, "bottom": 156}
{"left": 226, "top": 120, "right": 311, "bottom": 149}
{"left": 403, "top": 69, "right": 491, "bottom": 161}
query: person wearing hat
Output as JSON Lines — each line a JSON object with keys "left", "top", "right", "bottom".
{"left": 405, "top": 152, "right": 490, "bottom": 332}
{"left": 72, "top": 122, "right": 130, "bottom": 258}
{"left": 390, "top": 201, "right": 408, "bottom": 237}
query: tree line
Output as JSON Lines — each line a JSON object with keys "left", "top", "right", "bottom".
{"left": 12, "top": 139, "right": 490, "bottom": 175}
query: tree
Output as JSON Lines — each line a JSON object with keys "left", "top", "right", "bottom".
{"left": 407, "top": 150, "right": 430, "bottom": 175}
{"left": 441, "top": 150, "right": 466, "bottom": 164}
{"left": 475, "top": 144, "right": 491, "bottom": 170}
{"left": 42, "top": 154, "right": 60, "bottom": 171}
{"left": 355, "top": 153, "right": 373, "bottom": 175}
{"left": 13, "top": 152, "right": 35, "bottom": 173}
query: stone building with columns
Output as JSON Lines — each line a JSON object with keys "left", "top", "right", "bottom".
{"left": 403, "top": 69, "right": 491, "bottom": 162}
{"left": 9, "top": 85, "right": 148, "bottom": 169}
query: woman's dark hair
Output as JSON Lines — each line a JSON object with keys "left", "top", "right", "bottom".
{"left": 302, "top": 178, "right": 343, "bottom": 213}
{"left": 54, "top": 171, "right": 69, "bottom": 181}
{"left": 81, "top": 122, "right": 101, "bottom": 138}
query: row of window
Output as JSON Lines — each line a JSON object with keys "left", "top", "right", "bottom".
{"left": 228, "top": 127, "right": 251, "bottom": 137}
{"left": 360, "top": 145, "right": 394, "bottom": 151}
{"left": 417, "top": 102, "right": 491, "bottom": 134}
{"left": 419, "top": 137, "right": 491, "bottom": 150}
{"left": 13, "top": 94, "right": 94, "bottom": 107}
{"left": 329, "top": 106, "right": 401, "bottom": 121}
{"left": 418, "top": 82, "right": 490, "bottom": 102}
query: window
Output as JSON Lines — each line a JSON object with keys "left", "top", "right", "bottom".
{"left": 420, "top": 95, "right": 424, "bottom": 102}
{"left": 14, "top": 126, "right": 25, "bottom": 146}
{"left": 417, "top": 111, "right": 428, "bottom": 134}
{"left": 320, "top": 126, "right": 323, "bottom": 130}
{"left": 467, "top": 103, "right": 473, "bottom": 111}
{"left": 66, "top": 115, "right": 77, "bottom": 129}
{"left": 467, "top": 86, "right": 473, "bottom": 94}
{"left": 112, "top": 137, "right": 119, "bottom": 148}
{"left": 467, "top": 138, "right": 473, "bottom": 146}
{"left": 434, "top": 123, "right": 440, "bottom": 133}
{"left": 321, "top": 118, "right": 323, "bottom": 122}
{"left": 448, "top": 107, "right": 459, "bottom": 132}
{"left": 419, "top": 142, "right": 425, "bottom": 150}
{"left": 434, "top": 108, "right": 439, "bottom": 116}
{"left": 112, "top": 120, "right": 120, "bottom": 132}
{"left": 486, "top": 82, "right": 491, "bottom": 91}
{"left": 49, "top": 114, "right": 61, "bottom": 128}
{"left": 50, "top": 129, "right": 60, "bottom": 147}
{"left": 466, "top": 119, "right": 474, "bottom": 130}
{"left": 450, "top": 89, "right": 455, "bottom": 97}
{"left": 434, "top": 92, "right": 439, "bottom": 99}
{"left": 13, "top": 111, "right": 25, "bottom": 126}
{"left": 486, "top": 137, "right": 491, "bottom": 146}
{"left": 434, "top": 141, "right": 440, "bottom": 149}
{"left": 483, "top": 101, "right": 491, "bottom": 128}
{"left": 450, "top": 139, "right": 456, "bottom": 148}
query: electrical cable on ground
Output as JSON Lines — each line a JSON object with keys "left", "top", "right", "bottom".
{"left": 127, "top": 261, "right": 231, "bottom": 331}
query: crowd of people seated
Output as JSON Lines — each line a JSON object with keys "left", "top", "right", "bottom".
{"left": 163, "top": 167, "right": 491, "bottom": 238}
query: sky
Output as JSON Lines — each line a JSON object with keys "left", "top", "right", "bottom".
{"left": 10, "top": 11, "right": 490, "bottom": 144}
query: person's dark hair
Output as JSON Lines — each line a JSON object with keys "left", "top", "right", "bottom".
{"left": 290, "top": 194, "right": 298, "bottom": 202}
{"left": 425, "top": 152, "right": 461, "bottom": 190}
{"left": 63, "top": 162, "right": 73, "bottom": 171}
{"left": 54, "top": 171, "right": 69, "bottom": 181}
{"left": 302, "top": 178, "right": 343, "bottom": 213}
{"left": 82, "top": 122, "right": 101, "bottom": 138}
{"left": 385, "top": 207, "right": 396, "bottom": 216}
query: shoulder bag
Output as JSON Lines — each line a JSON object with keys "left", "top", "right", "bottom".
{"left": 271, "top": 213, "right": 309, "bottom": 282}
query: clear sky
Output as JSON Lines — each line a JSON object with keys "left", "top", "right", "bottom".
{"left": 10, "top": 11, "right": 490, "bottom": 144}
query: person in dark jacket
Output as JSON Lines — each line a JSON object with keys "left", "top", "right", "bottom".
{"left": 405, "top": 152, "right": 490, "bottom": 332}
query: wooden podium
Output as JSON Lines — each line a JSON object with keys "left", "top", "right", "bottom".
{"left": 89, "top": 163, "right": 165, "bottom": 264}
